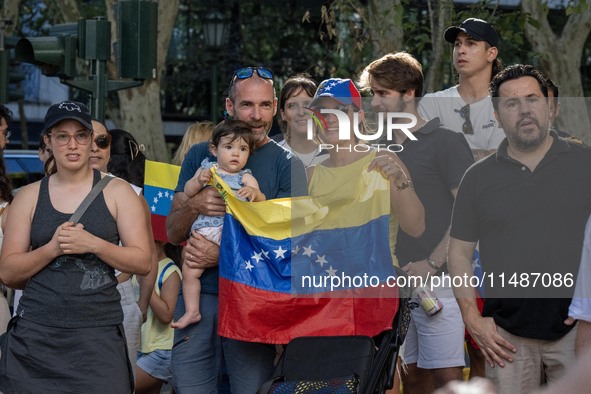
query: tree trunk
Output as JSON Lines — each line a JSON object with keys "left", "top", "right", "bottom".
{"left": 1, "top": 0, "right": 20, "bottom": 32}
{"left": 2, "top": 0, "right": 24, "bottom": 148}
{"left": 521, "top": 0, "right": 591, "bottom": 143}
{"left": 367, "top": 0, "right": 404, "bottom": 57}
{"left": 424, "top": 0, "right": 453, "bottom": 93}
{"left": 106, "top": 0, "right": 179, "bottom": 162}
{"left": 51, "top": 0, "right": 80, "bottom": 23}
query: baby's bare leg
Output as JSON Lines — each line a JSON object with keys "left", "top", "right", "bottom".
{"left": 171, "top": 266, "right": 204, "bottom": 329}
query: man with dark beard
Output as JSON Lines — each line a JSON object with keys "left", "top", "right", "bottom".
{"left": 448, "top": 64, "right": 591, "bottom": 393}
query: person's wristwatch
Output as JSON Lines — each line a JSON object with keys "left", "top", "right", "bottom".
{"left": 393, "top": 179, "right": 413, "bottom": 191}
{"left": 427, "top": 257, "right": 440, "bottom": 271}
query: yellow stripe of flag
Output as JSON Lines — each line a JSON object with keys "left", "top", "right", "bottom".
{"left": 145, "top": 160, "right": 181, "bottom": 190}
{"left": 210, "top": 166, "right": 390, "bottom": 241}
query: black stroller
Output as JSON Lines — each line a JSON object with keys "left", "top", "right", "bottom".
{"left": 258, "top": 270, "right": 412, "bottom": 394}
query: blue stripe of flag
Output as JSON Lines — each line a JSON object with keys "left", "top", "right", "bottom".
{"left": 292, "top": 215, "right": 394, "bottom": 294}
{"left": 219, "top": 213, "right": 395, "bottom": 295}
{"left": 219, "top": 214, "right": 292, "bottom": 293}
{"left": 144, "top": 185, "right": 175, "bottom": 217}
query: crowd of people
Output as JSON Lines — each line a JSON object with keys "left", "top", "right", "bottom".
{"left": 0, "top": 16, "right": 589, "bottom": 394}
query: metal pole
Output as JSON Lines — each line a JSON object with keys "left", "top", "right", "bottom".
{"left": 91, "top": 58, "right": 107, "bottom": 122}
{"left": 211, "top": 66, "right": 218, "bottom": 123}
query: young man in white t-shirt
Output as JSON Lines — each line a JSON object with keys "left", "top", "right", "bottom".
{"left": 420, "top": 18, "right": 505, "bottom": 161}
{"left": 420, "top": 18, "right": 504, "bottom": 379}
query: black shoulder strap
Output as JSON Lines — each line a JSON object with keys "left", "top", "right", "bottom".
{"left": 69, "top": 175, "right": 114, "bottom": 224}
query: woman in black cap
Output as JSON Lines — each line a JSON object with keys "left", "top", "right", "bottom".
{"left": 0, "top": 101, "right": 152, "bottom": 393}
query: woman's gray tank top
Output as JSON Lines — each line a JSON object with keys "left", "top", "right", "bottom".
{"left": 17, "top": 170, "right": 122, "bottom": 327}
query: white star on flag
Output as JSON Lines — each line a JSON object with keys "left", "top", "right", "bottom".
{"left": 274, "top": 246, "right": 287, "bottom": 259}
{"left": 164, "top": 191, "right": 169, "bottom": 198}
{"left": 325, "top": 266, "right": 337, "bottom": 276}
{"left": 158, "top": 191, "right": 163, "bottom": 198}
{"left": 315, "top": 255, "right": 328, "bottom": 267}
{"left": 245, "top": 261, "right": 254, "bottom": 271}
{"left": 153, "top": 197, "right": 158, "bottom": 204}
{"left": 471, "top": 257, "right": 481, "bottom": 272}
{"left": 303, "top": 245, "right": 315, "bottom": 257}
{"left": 262, "top": 250, "right": 270, "bottom": 259}
{"left": 252, "top": 251, "right": 263, "bottom": 264}
{"left": 151, "top": 205, "right": 156, "bottom": 212}
{"left": 292, "top": 245, "right": 300, "bottom": 255}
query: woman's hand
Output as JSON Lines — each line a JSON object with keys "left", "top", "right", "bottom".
{"left": 57, "top": 222, "right": 96, "bottom": 254}
{"left": 368, "top": 155, "right": 409, "bottom": 186}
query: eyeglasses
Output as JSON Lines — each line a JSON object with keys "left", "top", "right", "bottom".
{"left": 459, "top": 105, "right": 474, "bottom": 135}
{"left": 230, "top": 67, "right": 273, "bottom": 85}
{"left": 3, "top": 130, "right": 11, "bottom": 139}
{"left": 94, "top": 134, "right": 112, "bottom": 149}
{"left": 49, "top": 131, "right": 93, "bottom": 146}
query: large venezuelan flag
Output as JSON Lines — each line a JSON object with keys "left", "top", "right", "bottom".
{"left": 144, "top": 160, "right": 181, "bottom": 242}
{"left": 215, "top": 168, "right": 399, "bottom": 344}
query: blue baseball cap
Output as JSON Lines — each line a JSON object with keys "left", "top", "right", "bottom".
{"left": 309, "top": 78, "right": 362, "bottom": 109}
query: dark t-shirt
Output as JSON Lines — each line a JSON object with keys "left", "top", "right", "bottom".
{"left": 451, "top": 132, "right": 591, "bottom": 339}
{"left": 175, "top": 139, "right": 307, "bottom": 293}
{"left": 395, "top": 119, "right": 474, "bottom": 265}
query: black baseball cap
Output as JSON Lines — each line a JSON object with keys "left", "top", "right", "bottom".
{"left": 43, "top": 101, "right": 93, "bottom": 133}
{"left": 444, "top": 18, "right": 499, "bottom": 47}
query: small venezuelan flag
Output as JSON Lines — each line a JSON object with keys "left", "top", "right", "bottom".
{"left": 144, "top": 160, "right": 181, "bottom": 242}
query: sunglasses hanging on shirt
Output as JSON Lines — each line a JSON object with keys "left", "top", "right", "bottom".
{"left": 459, "top": 104, "right": 474, "bottom": 135}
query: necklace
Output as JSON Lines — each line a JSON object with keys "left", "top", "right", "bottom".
{"left": 295, "top": 149, "right": 323, "bottom": 168}
{"left": 283, "top": 139, "right": 323, "bottom": 168}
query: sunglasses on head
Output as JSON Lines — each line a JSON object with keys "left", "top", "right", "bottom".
{"left": 230, "top": 67, "right": 273, "bottom": 85}
{"left": 459, "top": 105, "right": 474, "bottom": 135}
{"left": 94, "top": 134, "right": 112, "bottom": 149}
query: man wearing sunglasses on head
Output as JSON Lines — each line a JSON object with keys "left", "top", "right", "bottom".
{"left": 167, "top": 66, "right": 307, "bottom": 393}
{"left": 419, "top": 18, "right": 505, "bottom": 162}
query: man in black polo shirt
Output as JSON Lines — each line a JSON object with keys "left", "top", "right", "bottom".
{"left": 449, "top": 64, "right": 591, "bottom": 393}
{"left": 359, "top": 52, "right": 474, "bottom": 393}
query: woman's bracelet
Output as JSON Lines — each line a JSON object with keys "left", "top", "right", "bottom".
{"left": 393, "top": 171, "right": 413, "bottom": 191}
{"left": 393, "top": 179, "right": 413, "bottom": 191}
{"left": 390, "top": 162, "right": 413, "bottom": 191}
